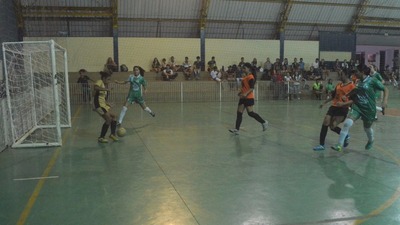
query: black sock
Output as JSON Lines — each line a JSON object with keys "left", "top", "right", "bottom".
{"left": 331, "top": 127, "right": 341, "bottom": 135}
{"left": 319, "top": 125, "right": 328, "bottom": 145}
{"left": 111, "top": 121, "right": 117, "bottom": 135}
{"left": 248, "top": 111, "right": 266, "bottom": 124}
{"left": 235, "top": 112, "right": 243, "bottom": 130}
{"left": 100, "top": 122, "right": 109, "bottom": 138}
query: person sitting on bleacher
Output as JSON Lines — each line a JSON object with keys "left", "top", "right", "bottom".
{"left": 182, "top": 57, "right": 192, "bottom": 80}
{"left": 161, "top": 64, "right": 178, "bottom": 81}
{"left": 312, "top": 78, "right": 324, "bottom": 100}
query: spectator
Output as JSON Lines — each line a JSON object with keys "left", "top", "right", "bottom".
{"left": 77, "top": 69, "right": 94, "bottom": 103}
{"left": 262, "top": 57, "right": 272, "bottom": 80}
{"left": 193, "top": 56, "right": 202, "bottom": 80}
{"left": 299, "top": 58, "right": 305, "bottom": 73}
{"left": 104, "top": 57, "right": 118, "bottom": 73}
{"left": 238, "top": 57, "right": 245, "bottom": 68}
{"left": 325, "top": 79, "right": 335, "bottom": 100}
{"left": 182, "top": 56, "right": 192, "bottom": 80}
{"left": 312, "top": 78, "right": 324, "bottom": 100}
{"left": 210, "top": 66, "right": 222, "bottom": 83}
{"left": 251, "top": 58, "right": 258, "bottom": 70}
{"left": 160, "top": 58, "right": 167, "bottom": 70}
{"left": 207, "top": 56, "right": 217, "bottom": 72}
{"left": 151, "top": 57, "right": 161, "bottom": 73}
{"left": 169, "top": 56, "right": 179, "bottom": 72}
{"left": 161, "top": 65, "right": 178, "bottom": 81}
{"left": 320, "top": 58, "right": 329, "bottom": 80}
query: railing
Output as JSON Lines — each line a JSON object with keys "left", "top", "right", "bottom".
{"left": 69, "top": 81, "right": 313, "bottom": 104}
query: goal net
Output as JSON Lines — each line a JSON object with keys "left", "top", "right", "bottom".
{"left": 2, "top": 40, "right": 71, "bottom": 148}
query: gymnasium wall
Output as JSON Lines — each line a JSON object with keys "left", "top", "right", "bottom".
{"left": 24, "top": 37, "right": 319, "bottom": 72}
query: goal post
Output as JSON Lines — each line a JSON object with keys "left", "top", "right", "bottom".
{"left": 2, "top": 40, "right": 71, "bottom": 148}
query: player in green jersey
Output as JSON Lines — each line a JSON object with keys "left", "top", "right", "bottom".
{"left": 115, "top": 66, "right": 155, "bottom": 126}
{"left": 331, "top": 64, "right": 389, "bottom": 151}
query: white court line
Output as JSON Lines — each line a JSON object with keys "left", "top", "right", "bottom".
{"left": 13, "top": 176, "right": 59, "bottom": 181}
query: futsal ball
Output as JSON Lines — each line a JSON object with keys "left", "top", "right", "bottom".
{"left": 117, "top": 127, "right": 126, "bottom": 137}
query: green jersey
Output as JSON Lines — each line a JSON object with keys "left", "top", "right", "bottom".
{"left": 372, "top": 71, "right": 383, "bottom": 99}
{"left": 326, "top": 83, "right": 335, "bottom": 92}
{"left": 126, "top": 74, "right": 147, "bottom": 104}
{"left": 348, "top": 76, "right": 385, "bottom": 121}
{"left": 128, "top": 74, "right": 146, "bottom": 93}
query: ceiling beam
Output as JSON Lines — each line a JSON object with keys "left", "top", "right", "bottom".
{"left": 200, "top": 0, "right": 210, "bottom": 29}
{"left": 275, "top": 0, "right": 293, "bottom": 39}
{"left": 349, "top": 0, "right": 369, "bottom": 32}
{"left": 229, "top": 0, "right": 400, "bottom": 10}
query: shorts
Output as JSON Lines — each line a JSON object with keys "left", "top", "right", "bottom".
{"left": 95, "top": 107, "right": 108, "bottom": 116}
{"left": 326, "top": 106, "right": 349, "bottom": 117}
{"left": 348, "top": 107, "right": 374, "bottom": 128}
{"left": 127, "top": 92, "right": 145, "bottom": 104}
{"left": 238, "top": 98, "right": 254, "bottom": 107}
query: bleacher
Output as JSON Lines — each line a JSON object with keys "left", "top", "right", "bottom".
{"left": 68, "top": 71, "right": 340, "bottom": 104}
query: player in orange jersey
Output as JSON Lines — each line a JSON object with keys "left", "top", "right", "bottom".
{"left": 229, "top": 63, "right": 268, "bottom": 135}
{"left": 313, "top": 72, "right": 356, "bottom": 151}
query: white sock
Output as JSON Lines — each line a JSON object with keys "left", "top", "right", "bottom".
{"left": 144, "top": 107, "right": 152, "bottom": 114}
{"left": 376, "top": 106, "right": 382, "bottom": 112}
{"left": 339, "top": 118, "right": 353, "bottom": 146}
{"left": 364, "top": 127, "right": 374, "bottom": 142}
{"left": 118, "top": 106, "right": 128, "bottom": 124}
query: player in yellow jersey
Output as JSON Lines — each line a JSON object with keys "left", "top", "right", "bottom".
{"left": 93, "top": 71, "right": 119, "bottom": 143}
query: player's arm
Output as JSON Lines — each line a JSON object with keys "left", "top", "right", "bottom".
{"left": 93, "top": 84, "right": 110, "bottom": 92}
{"left": 114, "top": 80, "right": 128, "bottom": 84}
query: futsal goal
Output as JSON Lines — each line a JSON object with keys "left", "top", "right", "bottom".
{"left": 2, "top": 40, "right": 71, "bottom": 148}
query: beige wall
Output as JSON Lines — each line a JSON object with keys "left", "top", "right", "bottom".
{"left": 320, "top": 51, "right": 352, "bottom": 61}
{"left": 25, "top": 37, "right": 319, "bottom": 72}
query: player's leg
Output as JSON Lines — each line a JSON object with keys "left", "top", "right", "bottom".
{"left": 332, "top": 109, "right": 360, "bottom": 151}
{"left": 118, "top": 98, "right": 130, "bottom": 125}
{"left": 245, "top": 102, "right": 268, "bottom": 131}
{"left": 363, "top": 120, "right": 374, "bottom": 150}
{"left": 229, "top": 102, "right": 245, "bottom": 134}
{"left": 108, "top": 111, "right": 119, "bottom": 141}
{"left": 97, "top": 108, "right": 111, "bottom": 143}
{"left": 138, "top": 97, "right": 155, "bottom": 117}
{"left": 313, "top": 114, "right": 331, "bottom": 151}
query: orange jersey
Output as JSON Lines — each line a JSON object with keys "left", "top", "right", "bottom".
{"left": 332, "top": 82, "right": 356, "bottom": 107}
{"left": 241, "top": 74, "right": 255, "bottom": 99}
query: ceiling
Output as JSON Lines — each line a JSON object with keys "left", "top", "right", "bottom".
{"left": 16, "top": 0, "right": 400, "bottom": 43}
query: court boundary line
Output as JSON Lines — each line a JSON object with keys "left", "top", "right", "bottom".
{"left": 16, "top": 106, "right": 81, "bottom": 225}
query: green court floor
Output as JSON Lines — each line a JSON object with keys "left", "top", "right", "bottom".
{"left": 1, "top": 94, "right": 400, "bottom": 225}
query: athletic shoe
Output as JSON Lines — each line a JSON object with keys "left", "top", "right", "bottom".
{"left": 150, "top": 112, "right": 155, "bottom": 117}
{"left": 343, "top": 135, "right": 350, "bottom": 148}
{"left": 262, "top": 122, "right": 268, "bottom": 131}
{"left": 365, "top": 140, "right": 374, "bottom": 150}
{"left": 381, "top": 107, "right": 385, "bottom": 115}
{"left": 109, "top": 134, "right": 119, "bottom": 142}
{"left": 98, "top": 137, "right": 108, "bottom": 143}
{"left": 229, "top": 129, "right": 239, "bottom": 135}
{"left": 313, "top": 145, "right": 325, "bottom": 151}
{"left": 331, "top": 144, "right": 342, "bottom": 152}
{"left": 116, "top": 122, "right": 121, "bottom": 127}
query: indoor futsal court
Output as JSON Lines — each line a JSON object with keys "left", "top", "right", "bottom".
{"left": 1, "top": 92, "right": 399, "bottom": 225}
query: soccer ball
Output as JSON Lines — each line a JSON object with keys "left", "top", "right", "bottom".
{"left": 117, "top": 127, "right": 126, "bottom": 137}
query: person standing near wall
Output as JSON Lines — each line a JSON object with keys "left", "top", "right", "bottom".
{"left": 77, "top": 69, "right": 94, "bottom": 103}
